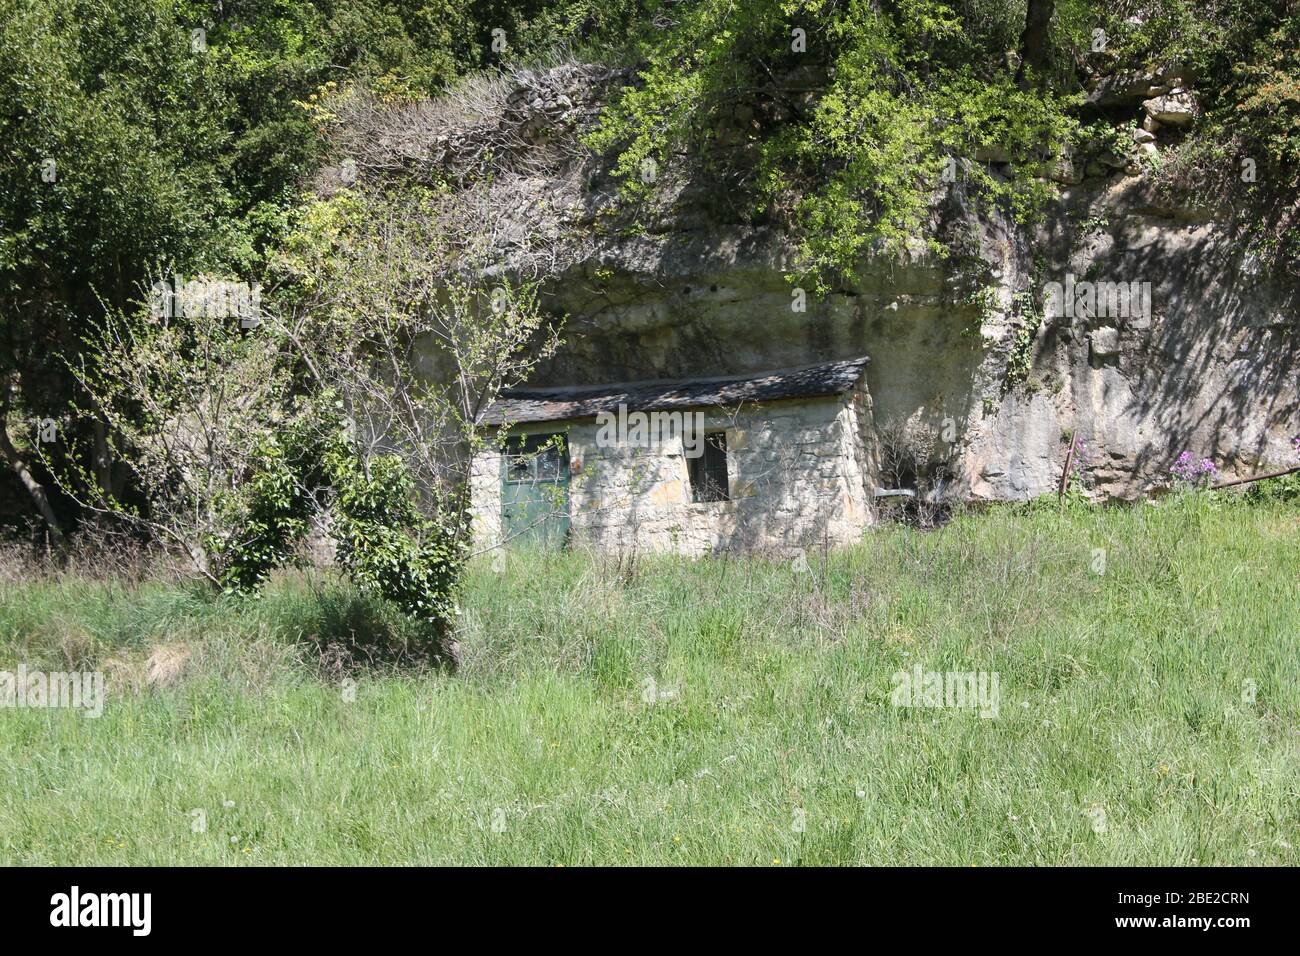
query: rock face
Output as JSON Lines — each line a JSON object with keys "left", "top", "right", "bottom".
{"left": 1142, "top": 90, "right": 1200, "bottom": 126}
{"left": 416, "top": 64, "right": 1300, "bottom": 503}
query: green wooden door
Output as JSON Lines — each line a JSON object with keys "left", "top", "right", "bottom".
{"left": 501, "top": 433, "right": 570, "bottom": 549}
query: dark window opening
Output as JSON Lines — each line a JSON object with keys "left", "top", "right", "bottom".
{"left": 688, "top": 431, "right": 730, "bottom": 502}
{"left": 505, "top": 433, "right": 567, "bottom": 484}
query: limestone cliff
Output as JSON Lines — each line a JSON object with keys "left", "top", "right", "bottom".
{"left": 357, "top": 62, "right": 1299, "bottom": 502}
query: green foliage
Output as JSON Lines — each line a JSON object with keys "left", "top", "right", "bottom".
{"left": 1210, "top": 13, "right": 1300, "bottom": 269}
{"left": 6, "top": 0, "right": 1299, "bottom": 539}
{"left": 60, "top": 290, "right": 291, "bottom": 583}
{"left": 589, "top": 0, "right": 1300, "bottom": 284}
{"left": 587, "top": 0, "right": 1076, "bottom": 289}
{"left": 1004, "top": 288, "right": 1043, "bottom": 389}
{"left": 1243, "top": 471, "right": 1300, "bottom": 505}
{"left": 1127, "top": 3, "right": 1300, "bottom": 272}
{"left": 0, "top": 0, "right": 239, "bottom": 448}
{"left": 174, "top": 377, "right": 465, "bottom": 651}
{"left": 0, "top": 0, "right": 621, "bottom": 533}
{"left": 200, "top": 392, "right": 465, "bottom": 652}
{"left": 210, "top": 441, "right": 311, "bottom": 594}
{"left": 67, "top": 270, "right": 468, "bottom": 647}
{"left": 208, "top": 407, "right": 334, "bottom": 595}
{"left": 327, "top": 447, "right": 464, "bottom": 650}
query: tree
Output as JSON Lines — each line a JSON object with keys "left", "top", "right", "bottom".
{"left": 271, "top": 184, "right": 562, "bottom": 523}
{"left": 587, "top": 0, "right": 1073, "bottom": 287}
{"left": 0, "top": 0, "right": 242, "bottom": 532}
{"left": 60, "top": 179, "right": 559, "bottom": 661}
{"left": 62, "top": 285, "right": 291, "bottom": 583}
{"left": 0, "top": 0, "right": 588, "bottom": 535}
{"left": 1016, "top": 0, "right": 1056, "bottom": 90}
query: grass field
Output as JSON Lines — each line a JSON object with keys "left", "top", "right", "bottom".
{"left": 2, "top": 494, "right": 1298, "bottom": 865}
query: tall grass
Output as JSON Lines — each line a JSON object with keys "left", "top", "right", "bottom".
{"left": 1, "top": 495, "right": 1297, "bottom": 865}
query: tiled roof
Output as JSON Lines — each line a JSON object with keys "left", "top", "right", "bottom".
{"left": 481, "top": 356, "right": 870, "bottom": 425}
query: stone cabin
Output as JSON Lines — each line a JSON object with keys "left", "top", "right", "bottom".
{"left": 470, "top": 356, "right": 882, "bottom": 556}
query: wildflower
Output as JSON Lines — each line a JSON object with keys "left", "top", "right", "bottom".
{"left": 1071, "top": 437, "right": 1090, "bottom": 477}
{"left": 1170, "top": 450, "right": 1216, "bottom": 487}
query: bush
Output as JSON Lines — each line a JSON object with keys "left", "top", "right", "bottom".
{"left": 1243, "top": 472, "right": 1300, "bottom": 505}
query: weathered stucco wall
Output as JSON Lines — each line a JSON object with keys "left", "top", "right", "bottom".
{"left": 471, "top": 390, "right": 878, "bottom": 556}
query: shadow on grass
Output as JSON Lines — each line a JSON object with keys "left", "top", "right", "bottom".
{"left": 289, "top": 581, "right": 457, "bottom": 679}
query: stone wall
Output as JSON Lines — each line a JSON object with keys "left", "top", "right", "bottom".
{"left": 470, "top": 390, "right": 878, "bottom": 556}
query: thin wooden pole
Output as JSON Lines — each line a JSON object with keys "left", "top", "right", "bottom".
{"left": 1058, "top": 432, "right": 1076, "bottom": 502}
{"left": 1211, "top": 463, "right": 1300, "bottom": 491}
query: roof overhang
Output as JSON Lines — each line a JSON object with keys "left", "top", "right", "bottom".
{"left": 481, "top": 356, "right": 870, "bottom": 426}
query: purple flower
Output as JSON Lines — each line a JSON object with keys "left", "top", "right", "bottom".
{"left": 1170, "top": 450, "right": 1215, "bottom": 485}
{"left": 1069, "top": 436, "right": 1090, "bottom": 479}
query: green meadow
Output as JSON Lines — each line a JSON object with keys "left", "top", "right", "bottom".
{"left": 2, "top": 495, "right": 1297, "bottom": 865}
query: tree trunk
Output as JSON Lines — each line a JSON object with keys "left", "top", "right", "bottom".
{"left": 1016, "top": 0, "right": 1055, "bottom": 89}
{"left": 0, "top": 405, "right": 63, "bottom": 537}
{"left": 92, "top": 415, "right": 122, "bottom": 498}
